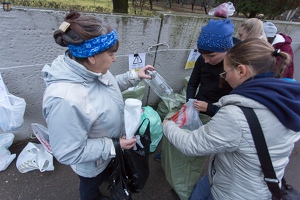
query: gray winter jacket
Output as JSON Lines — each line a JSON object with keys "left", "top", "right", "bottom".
{"left": 163, "top": 94, "right": 300, "bottom": 199}
{"left": 42, "top": 53, "right": 140, "bottom": 177}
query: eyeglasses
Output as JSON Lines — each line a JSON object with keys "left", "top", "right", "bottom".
{"left": 219, "top": 68, "right": 234, "bottom": 79}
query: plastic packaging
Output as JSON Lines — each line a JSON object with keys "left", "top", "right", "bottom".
{"left": 144, "top": 70, "right": 181, "bottom": 107}
{"left": 208, "top": 1, "right": 235, "bottom": 18}
{"left": 124, "top": 98, "right": 142, "bottom": 139}
{"left": 0, "top": 133, "right": 16, "bottom": 171}
{"left": 144, "top": 70, "right": 173, "bottom": 96}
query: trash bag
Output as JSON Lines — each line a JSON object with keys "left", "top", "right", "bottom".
{"left": 0, "top": 95, "right": 26, "bottom": 132}
{"left": 0, "top": 74, "right": 26, "bottom": 132}
{"left": 0, "top": 133, "right": 16, "bottom": 171}
{"left": 16, "top": 142, "right": 54, "bottom": 173}
{"left": 170, "top": 99, "right": 203, "bottom": 130}
{"left": 156, "top": 76, "right": 189, "bottom": 120}
{"left": 208, "top": 1, "right": 235, "bottom": 18}
{"left": 122, "top": 81, "right": 145, "bottom": 102}
{"left": 141, "top": 106, "right": 163, "bottom": 153}
{"left": 124, "top": 118, "right": 151, "bottom": 193}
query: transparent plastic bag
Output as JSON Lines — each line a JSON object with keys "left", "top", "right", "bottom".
{"left": 144, "top": 70, "right": 181, "bottom": 107}
{"left": 31, "top": 123, "right": 52, "bottom": 154}
{"left": 144, "top": 70, "right": 173, "bottom": 96}
{"left": 170, "top": 99, "right": 202, "bottom": 130}
{"left": 208, "top": 1, "right": 235, "bottom": 18}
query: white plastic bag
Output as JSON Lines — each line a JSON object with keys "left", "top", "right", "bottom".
{"left": 0, "top": 133, "right": 16, "bottom": 171}
{"left": 31, "top": 123, "right": 52, "bottom": 154}
{"left": 208, "top": 1, "right": 235, "bottom": 18}
{"left": 170, "top": 99, "right": 202, "bottom": 131}
{"left": 124, "top": 98, "right": 142, "bottom": 139}
{"left": 0, "top": 74, "right": 26, "bottom": 132}
{"left": 16, "top": 142, "right": 54, "bottom": 173}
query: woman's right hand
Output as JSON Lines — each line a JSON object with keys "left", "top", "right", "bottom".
{"left": 119, "top": 136, "right": 136, "bottom": 149}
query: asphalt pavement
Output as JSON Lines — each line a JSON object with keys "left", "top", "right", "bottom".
{"left": 1, "top": 138, "right": 299, "bottom": 200}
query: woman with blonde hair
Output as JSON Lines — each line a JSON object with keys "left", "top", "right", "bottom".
{"left": 163, "top": 38, "right": 300, "bottom": 199}
{"left": 238, "top": 18, "right": 267, "bottom": 41}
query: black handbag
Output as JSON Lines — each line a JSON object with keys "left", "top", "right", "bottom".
{"left": 238, "top": 106, "right": 300, "bottom": 200}
{"left": 124, "top": 118, "right": 151, "bottom": 193}
{"left": 108, "top": 138, "right": 132, "bottom": 200}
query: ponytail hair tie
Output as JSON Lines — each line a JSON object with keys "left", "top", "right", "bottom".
{"left": 273, "top": 49, "right": 281, "bottom": 56}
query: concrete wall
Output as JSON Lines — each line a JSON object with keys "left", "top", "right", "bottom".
{"left": 1, "top": 8, "right": 300, "bottom": 142}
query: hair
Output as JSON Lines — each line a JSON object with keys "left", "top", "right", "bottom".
{"left": 53, "top": 10, "right": 119, "bottom": 61}
{"left": 198, "top": 49, "right": 214, "bottom": 54}
{"left": 225, "top": 38, "right": 291, "bottom": 78}
{"left": 239, "top": 18, "right": 267, "bottom": 41}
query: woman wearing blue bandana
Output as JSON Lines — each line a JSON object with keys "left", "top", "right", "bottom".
{"left": 41, "top": 10, "right": 154, "bottom": 200}
{"left": 163, "top": 38, "right": 300, "bottom": 199}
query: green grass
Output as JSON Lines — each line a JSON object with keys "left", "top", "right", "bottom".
{"left": 10, "top": 0, "right": 113, "bottom": 13}
{"left": 9, "top": 0, "right": 160, "bottom": 16}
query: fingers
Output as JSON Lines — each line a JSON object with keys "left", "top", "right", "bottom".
{"left": 120, "top": 138, "right": 136, "bottom": 149}
{"left": 144, "top": 64, "right": 155, "bottom": 71}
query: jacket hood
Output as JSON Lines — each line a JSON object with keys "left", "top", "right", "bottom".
{"left": 273, "top": 33, "right": 292, "bottom": 46}
{"left": 230, "top": 77, "right": 300, "bottom": 132}
{"left": 42, "top": 53, "right": 103, "bottom": 86}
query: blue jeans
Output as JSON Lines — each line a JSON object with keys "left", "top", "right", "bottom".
{"left": 78, "top": 169, "right": 108, "bottom": 200}
{"left": 190, "top": 175, "right": 213, "bottom": 200}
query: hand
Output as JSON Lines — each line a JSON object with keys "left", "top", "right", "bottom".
{"left": 138, "top": 65, "right": 155, "bottom": 79}
{"left": 119, "top": 136, "right": 136, "bottom": 149}
{"left": 194, "top": 100, "right": 208, "bottom": 112}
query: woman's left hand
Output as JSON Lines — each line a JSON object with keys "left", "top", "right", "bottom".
{"left": 138, "top": 65, "right": 155, "bottom": 79}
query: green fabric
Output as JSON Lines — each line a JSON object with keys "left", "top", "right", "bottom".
{"left": 161, "top": 135, "right": 207, "bottom": 200}
{"left": 141, "top": 106, "right": 163, "bottom": 153}
{"left": 160, "top": 77, "right": 210, "bottom": 200}
{"left": 156, "top": 76, "right": 189, "bottom": 120}
{"left": 122, "top": 81, "right": 145, "bottom": 101}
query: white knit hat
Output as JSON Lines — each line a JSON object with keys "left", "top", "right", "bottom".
{"left": 263, "top": 21, "right": 277, "bottom": 37}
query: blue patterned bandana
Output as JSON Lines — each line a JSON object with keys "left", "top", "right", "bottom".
{"left": 68, "top": 30, "right": 118, "bottom": 58}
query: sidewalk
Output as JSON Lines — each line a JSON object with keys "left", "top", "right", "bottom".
{"left": 1, "top": 138, "right": 299, "bottom": 200}
{"left": 0, "top": 138, "right": 179, "bottom": 200}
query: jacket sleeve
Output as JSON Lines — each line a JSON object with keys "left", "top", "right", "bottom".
{"left": 163, "top": 105, "right": 242, "bottom": 156}
{"left": 44, "top": 98, "right": 114, "bottom": 165}
{"left": 115, "top": 69, "right": 141, "bottom": 91}
{"left": 186, "top": 57, "right": 202, "bottom": 101}
{"left": 205, "top": 103, "right": 219, "bottom": 117}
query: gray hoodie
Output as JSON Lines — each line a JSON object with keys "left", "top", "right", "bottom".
{"left": 42, "top": 53, "right": 140, "bottom": 177}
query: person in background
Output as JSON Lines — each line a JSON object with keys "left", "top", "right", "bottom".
{"left": 186, "top": 18, "right": 234, "bottom": 124}
{"left": 155, "top": 18, "right": 237, "bottom": 162}
{"left": 238, "top": 18, "right": 267, "bottom": 41}
{"left": 41, "top": 10, "right": 154, "bottom": 200}
{"left": 263, "top": 21, "right": 294, "bottom": 78}
{"left": 163, "top": 38, "right": 300, "bottom": 199}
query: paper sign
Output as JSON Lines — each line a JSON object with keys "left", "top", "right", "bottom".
{"left": 185, "top": 49, "right": 200, "bottom": 69}
{"left": 0, "top": 74, "right": 8, "bottom": 102}
{"left": 128, "top": 53, "right": 146, "bottom": 71}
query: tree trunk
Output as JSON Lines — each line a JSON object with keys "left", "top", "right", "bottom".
{"left": 248, "top": 11, "right": 258, "bottom": 18}
{"left": 149, "top": 0, "right": 153, "bottom": 10}
{"left": 112, "top": 0, "right": 128, "bottom": 13}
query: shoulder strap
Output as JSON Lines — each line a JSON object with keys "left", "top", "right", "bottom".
{"left": 237, "top": 106, "right": 281, "bottom": 199}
